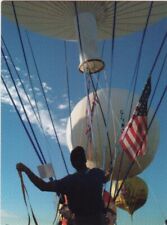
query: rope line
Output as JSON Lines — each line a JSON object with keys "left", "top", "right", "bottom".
{"left": 95, "top": 40, "right": 106, "bottom": 91}
{"left": 2, "top": 48, "right": 46, "bottom": 164}
{"left": 1, "top": 36, "right": 44, "bottom": 133}
{"left": 106, "top": 2, "right": 117, "bottom": 210}
{"left": 128, "top": 1, "right": 153, "bottom": 119}
{"left": 74, "top": 2, "right": 85, "bottom": 63}
{"left": 114, "top": 83, "right": 167, "bottom": 201}
{"left": 2, "top": 76, "right": 44, "bottom": 164}
{"left": 25, "top": 31, "right": 69, "bottom": 174}
{"left": 18, "top": 171, "right": 39, "bottom": 225}
{"left": 148, "top": 52, "right": 167, "bottom": 111}
{"left": 148, "top": 84, "right": 167, "bottom": 130}
{"left": 113, "top": 2, "right": 153, "bottom": 198}
{"left": 64, "top": 41, "right": 73, "bottom": 140}
{"left": 89, "top": 75, "right": 113, "bottom": 160}
{"left": 114, "top": 26, "right": 167, "bottom": 202}
{"left": 25, "top": 31, "right": 58, "bottom": 167}
{"left": 149, "top": 31, "right": 167, "bottom": 76}
{"left": 12, "top": 2, "right": 42, "bottom": 127}
{"left": 85, "top": 73, "right": 98, "bottom": 165}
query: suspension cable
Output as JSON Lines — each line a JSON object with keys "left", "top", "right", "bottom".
{"left": 106, "top": 1, "right": 117, "bottom": 123}
{"left": 89, "top": 75, "right": 113, "bottom": 160}
{"left": 113, "top": 2, "right": 153, "bottom": 196}
{"left": 114, "top": 14, "right": 167, "bottom": 202}
{"left": 148, "top": 52, "right": 167, "bottom": 111}
{"left": 24, "top": 31, "right": 58, "bottom": 167}
{"left": 107, "top": 1, "right": 117, "bottom": 89}
{"left": 149, "top": 31, "right": 167, "bottom": 76}
{"left": 12, "top": 1, "right": 42, "bottom": 129}
{"left": 2, "top": 76, "right": 44, "bottom": 164}
{"left": 64, "top": 41, "right": 73, "bottom": 140}
{"left": 148, "top": 84, "right": 167, "bottom": 130}
{"left": 25, "top": 31, "right": 69, "bottom": 175}
{"left": 2, "top": 48, "right": 47, "bottom": 164}
{"left": 114, "top": 83, "right": 167, "bottom": 201}
{"left": 84, "top": 73, "right": 98, "bottom": 165}
{"left": 74, "top": 2, "right": 85, "bottom": 63}
{"left": 128, "top": 1, "right": 153, "bottom": 119}
{"left": 95, "top": 40, "right": 106, "bottom": 91}
{"left": 2, "top": 36, "right": 44, "bottom": 132}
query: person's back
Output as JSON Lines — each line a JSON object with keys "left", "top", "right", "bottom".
{"left": 54, "top": 146, "right": 107, "bottom": 224}
{"left": 57, "top": 168, "right": 105, "bottom": 216}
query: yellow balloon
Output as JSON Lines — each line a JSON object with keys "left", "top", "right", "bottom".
{"left": 66, "top": 88, "right": 159, "bottom": 180}
{"left": 113, "top": 176, "right": 148, "bottom": 215}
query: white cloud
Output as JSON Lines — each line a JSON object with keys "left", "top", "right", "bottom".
{"left": 42, "top": 82, "right": 52, "bottom": 93}
{"left": 1, "top": 76, "right": 68, "bottom": 146}
{"left": 34, "top": 87, "right": 40, "bottom": 92}
{"left": 46, "top": 97, "right": 54, "bottom": 103}
{"left": 60, "top": 118, "right": 68, "bottom": 124}
{"left": 1, "top": 209, "right": 18, "bottom": 218}
{"left": 38, "top": 109, "right": 67, "bottom": 145}
{"left": 1, "top": 83, "right": 12, "bottom": 106}
{"left": 15, "top": 66, "right": 21, "bottom": 71}
{"left": 57, "top": 103, "right": 68, "bottom": 110}
{"left": 1, "top": 69, "right": 9, "bottom": 74}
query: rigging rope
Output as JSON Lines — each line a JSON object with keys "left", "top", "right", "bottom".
{"left": 113, "top": 2, "right": 167, "bottom": 199}
{"left": 148, "top": 52, "right": 167, "bottom": 111}
{"left": 25, "top": 31, "right": 69, "bottom": 175}
{"left": 107, "top": 1, "right": 117, "bottom": 90}
{"left": 18, "top": 171, "right": 39, "bottom": 225}
{"left": 2, "top": 48, "right": 46, "bottom": 164}
{"left": 89, "top": 75, "right": 113, "bottom": 161}
{"left": 106, "top": 0, "right": 117, "bottom": 131}
{"left": 113, "top": 46, "right": 167, "bottom": 198}
{"left": 114, "top": 82, "right": 167, "bottom": 201}
{"left": 113, "top": 1, "right": 153, "bottom": 197}
{"left": 1, "top": 36, "right": 45, "bottom": 135}
{"left": 104, "top": 2, "right": 118, "bottom": 208}
{"left": 148, "top": 84, "right": 167, "bottom": 130}
{"left": 2, "top": 76, "right": 44, "bottom": 164}
{"left": 128, "top": 1, "right": 153, "bottom": 119}
{"left": 64, "top": 41, "right": 73, "bottom": 142}
{"left": 12, "top": 1, "right": 42, "bottom": 127}
{"left": 95, "top": 40, "right": 106, "bottom": 91}
{"left": 149, "top": 31, "right": 167, "bottom": 75}
{"left": 85, "top": 73, "right": 98, "bottom": 165}
{"left": 74, "top": 1, "right": 113, "bottom": 167}
{"left": 74, "top": 2, "right": 85, "bottom": 63}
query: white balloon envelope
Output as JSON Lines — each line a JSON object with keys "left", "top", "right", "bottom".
{"left": 2, "top": 1, "right": 167, "bottom": 40}
{"left": 66, "top": 88, "right": 159, "bottom": 180}
{"left": 2, "top": 1, "right": 167, "bottom": 74}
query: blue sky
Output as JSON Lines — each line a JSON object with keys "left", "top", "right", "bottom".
{"left": 1, "top": 12, "right": 167, "bottom": 225}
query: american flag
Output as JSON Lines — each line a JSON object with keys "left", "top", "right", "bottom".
{"left": 119, "top": 76, "right": 151, "bottom": 161}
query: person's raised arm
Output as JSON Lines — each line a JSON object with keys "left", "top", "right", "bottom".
{"left": 16, "top": 163, "right": 57, "bottom": 192}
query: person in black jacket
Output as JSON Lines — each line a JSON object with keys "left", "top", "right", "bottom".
{"left": 17, "top": 146, "right": 112, "bottom": 225}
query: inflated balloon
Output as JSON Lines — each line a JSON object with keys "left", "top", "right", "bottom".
{"left": 2, "top": 2, "right": 167, "bottom": 73}
{"left": 112, "top": 176, "right": 148, "bottom": 215}
{"left": 66, "top": 88, "right": 159, "bottom": 180}
{"left": 2, "top": 2, "right": 167, "bottom": 40}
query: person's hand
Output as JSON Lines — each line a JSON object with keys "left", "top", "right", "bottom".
{"left": 16, "top": 163, "right": 27, "bottom": 173}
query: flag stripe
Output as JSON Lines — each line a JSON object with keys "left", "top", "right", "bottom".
{"left": 120, "top": 139, "right": 137, "bottom": 160}
{"left": 119, "top": 76, "right": 151, "bottom": 161}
